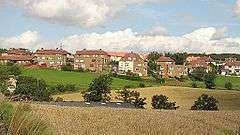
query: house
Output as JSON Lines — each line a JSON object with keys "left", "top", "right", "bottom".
{"left": 156, "top": 56, "right": 186, "bottom": 78}
{"left": 74, "top": 49, "right": 110, "bottom": 72}
{"left": 221, "top": 58, "right": 240, "bottom": 76}
{"left": 0, "top": 48, "right": 35, "bottom": 65}
{"left": 34, "top": 48, "right": 68, "bottom": 68}
{"left": 186, "top": 56, "right": 213, "bottom": 73}
{"left": 107, "top": 51, "right": 128, "bottom": 61}
{"left": 118, "top": 52, "right": 147, "bottom": 76}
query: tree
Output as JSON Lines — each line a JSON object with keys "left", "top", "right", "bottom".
{"left": 191, "top": 94, "right": 218, "bottom": 110}
{"left": 225, "top": 82, "right": 233, "bottom": 90}
{"left": 151, "top": 95, "right": 179, "bottom": 110}
{"left": 189, "top": 67, "right": 206, "bottom": 81}
{"left": 203, "top": 73, "right": 216, "bottom": 89}
{"left": 116, "top": 88, "right": 147, "bottom": 108}
{"left": 82, "top": 74, "right": 112, "bottom": 102}
{"left": 147, "top": 52, "right": 160, "bottom": 76}
{"left": 15, "top": 76, "right": 51, "bottom": 101}
{"left": 165, "top": 52, "right": 187, "bottom": 65}
{"left": 0, "top": 48, "right": 7, "bottom": 54}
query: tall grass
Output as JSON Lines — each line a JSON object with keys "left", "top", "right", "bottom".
{"left": 0, "top": 101, "right": 52, "bottom": 135}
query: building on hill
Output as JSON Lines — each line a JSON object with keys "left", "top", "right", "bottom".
{"left": 221, "top": 58, "right": 240, "bottom": 76}
{"left": 118, "top": 52, "right": 147, "bottom": 76}
{"left": 156, "top": 56, "right": 186, "bottom": 78}
{"left": 106, "top": 51, "right": 128, "bottom": 61}
{"left": 34, "top": 48, "right": 68, "bottom": 68}
{"left": 0, "top": 48, "right": 35, "bottom": 65}
{"left": 74, "top": 49, "right": 110, "bottom": 72}
{"left": 186, "top": 56, "right": 214, "bottom": 73}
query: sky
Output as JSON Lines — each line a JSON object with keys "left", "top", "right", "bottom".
{"left": 0, "top": 0, "right": 240, "bottom": 53}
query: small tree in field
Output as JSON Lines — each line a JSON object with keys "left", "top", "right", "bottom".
{"left": 203, "top": 73, "right": 216, "bottom": 89}
{"left": 225, "top": 82, "right": 233, "bottom": 90}
{"left": 151, "top": 95, "right": 179, "bottom": 110}
{"left": 191, "top": 94, "right": 218, "bottom": 111}
{"left": 82, "top": 74, "right": 112, "bottom": 102}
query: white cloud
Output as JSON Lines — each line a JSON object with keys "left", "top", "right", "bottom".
{"left": 235, "top": 0, "right": 240, "bottom": 17}
{"left": 11, "top": 0, "right": 160, "bottom": 27}
{"left": 0, "top": 31, "right": 41, "bottom": 49}
{"left": 145, "top": 26, "right": 169, "bottom": 36}
{"left": 60, "top": 27, "right": 240, "bottom": 53}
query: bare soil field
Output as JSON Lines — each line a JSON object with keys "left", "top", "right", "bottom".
{"left": 54, "top": 86, "right": 240, "bottom": 110}
{"left": 32, "top": 104, "right": 240, "bottom": 135}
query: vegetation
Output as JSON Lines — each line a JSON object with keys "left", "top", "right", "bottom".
{"left": 151, "top": 94, "right": 178, "bottom": 110}
{"left": 203, "top": 73, "right": 216, "bottom": 89}
{"left": 82, "top": 74, "right": 112, "bottom": 102}
{"left": 14, "top": 76, "right": 52, "bottom": 101}
{"left": 0, "top": 102, "right": 52, "bottom": 135}
{"left": 111, "top": 73, "right": 142, "bottom": 81}
{"left": 55, "top": 97, "right": 64, "bottom": 102}
{"left": 191, "top": 94, "right": 219, "bottom": 110}
{"left": 189, "top": 67, "right": 206, "bottom": 81}
{"left": 50, "top": 84, "right": 77, "bottom": 94}
{"left": 191, "top": 81, "right": 198, "bottom": 88}
{"left": 225, "top": 82, "right": 233, "bottom": 90}
{"left": 165, "top": 52, "right": 187, "bottom": 65}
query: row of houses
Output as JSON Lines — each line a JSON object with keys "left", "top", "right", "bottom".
{"left": 1, "top": 48, "right": 240, "bottom": 77}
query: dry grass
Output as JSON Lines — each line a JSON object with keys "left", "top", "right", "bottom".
{"left": 54, "top": 86, "right": 240, "bottom": 110}
{"left": 32, "top": 104, "right": 240, "bottom": 135}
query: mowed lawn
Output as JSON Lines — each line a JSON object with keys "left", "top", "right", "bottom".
{"left": 54, "top": 86, "right": 240, "bottom": 110}
{"left": 22, "top": 68, "right": 159, "bottom": 90}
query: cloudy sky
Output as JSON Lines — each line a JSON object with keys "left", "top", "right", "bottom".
{"left": 0, "top": 0, "right": 240, "bottom": 53}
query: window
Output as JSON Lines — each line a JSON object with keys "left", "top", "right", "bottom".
{"left": 90, "top": 64, "right": 94, "bottom": 67}
{"left": 92, "top": 59, "right": 96, "bottom": 62}
{"left": 42, "top": 57, "right": 45, "bottom": 60}
{"left": 76, "top": 60, "right": 79, "bottom": 62}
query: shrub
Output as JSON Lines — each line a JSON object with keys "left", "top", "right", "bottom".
{"left": 116, "top": 88, "right": 146, "bottom": 109}
{"left": 61, "top": 65, "right": 74, "bottom": 71}
{"left": 203, "top": 73, "right": 216, "bottom": 89}
{"left": 51, "top": 84, "right": 77, "bottom": 94}
{"left": 0, "top": 101, "right": 52, "bottom": 135}
{"left": 191, "top": 94, "right": 218, "bottom": 111}
{"left": 225, "top": 82, "right": 233, "bottom": 90}
{"left": 55, "top": 84, "right": 65, "bottom": 93}
{"left": 14, "top": 76, "right": 51, "bottom": 101}
{"left": 189, "top": 67, "right": 206, "bottom": 81}
{"left": 151, "top": 95, "right": 179, "bottom": 110}
{"left": 124, "top": 85, "right": 132, "bottom": 89}
{"left": 110, "top": 73, "right": 142, "bottom": 81}
{"left": 191, "top": 81, "right": 198, "bottom": 88}
{"left": 82, "top": 74, "right": 112, "bottom": 102}
{"left": 74, "top": 67, "right": 85, "bottom": 72}
{"left": 55, "top": 97, "right": 64, "bottom": 102}
{"left": 138, "top": 83, "right": 145, "bottom": 88}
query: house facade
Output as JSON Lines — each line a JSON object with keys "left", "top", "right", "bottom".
{"left": 156, "top": 56, "right": 186, "bottom": 78}
{"left": 0, "top": 48, "right": 35, "bottom": 65}
{"left": 34, "top": 48, "right": 68, "bottom": 68}
{"left": 221, "top": 58, "right": 240, "bottom": 76}
{"left": 74, "top": 49, "right": 110, "bottom": 72}
{"left": 118, "top": 52, "right": 147, "bottom": 76}
{"left": 186, "top": 56, "right": 213, "bottom": 73}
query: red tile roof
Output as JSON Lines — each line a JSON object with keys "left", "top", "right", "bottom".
{"left": 8, "top": 48, "right": 32, "bottom": 55}
{"left": 75, "top": 49, "right": 109, "bottom": 55}
{"left": 188, "top": 59, "right": 208, "bottom": 68}
{"left": 121, "top": 52, "right": 143, "bottom": 61}
{"left": 106, "top": 51, "right": 128, "bottom": 57}
{"left": 0, "top": 55, "right": 35, "bottom": 61}
{"left": 157, "top": 56, "right": 174, "bottom": 62}
{"left": 35, "top": 49, "right": 68, "bottom": 55}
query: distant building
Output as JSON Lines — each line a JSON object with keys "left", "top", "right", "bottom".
{"left": 186, "top": 56, "right": 213, "bottom": 73}
{"left": 0, "top": 48, "right": 35, "bottom": 65}
{"left": 74, "top": 49, "right": 110, "bottom": 72}
{"left": 157, "top": 56, "right": 186, "bottom": 78}
{"left": 34, "top": 48, "right": 68, "bottom": 68}
{"left": 118, "top": 52, "right": 147, "bottom": 76}
{"left": 221, "top": 58, "right": 240, "bottom": 76}
{"left": 107, "top": 51, "right": 128, "bottom": 61}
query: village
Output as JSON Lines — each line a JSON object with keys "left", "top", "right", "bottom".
{"left": 0, "top": 48, "right": 240, "bottom": 78}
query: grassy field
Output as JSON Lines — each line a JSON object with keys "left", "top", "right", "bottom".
{"left": 164, "top": 76, "right": 240, "bottom": 91}
{"left": 22, "top": 68, "right": 159, "bottom": 90}
{"left": 32, "top": 105, "right": 240, "bottom": 135}
{"left": 54, "top": 86, "right": 240, "bottom": 110}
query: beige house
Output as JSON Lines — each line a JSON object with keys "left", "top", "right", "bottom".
{"left": 157, "top": 56, "right": 186, "bottom": 78}
{"left": 74, "top": 49, "right": 110, "bottom": 72}
{"left": 221, "top": 58, "right": 240, "bottom": 76}
{"left": 34, "top": 48, "right": 68, "bottom": 68}
{"left": 118, "top": 52, "right": 147, "bottom": 76}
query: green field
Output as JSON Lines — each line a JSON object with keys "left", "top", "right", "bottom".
{"left": 22, "top": 68, "right": 159, "bottom": 90}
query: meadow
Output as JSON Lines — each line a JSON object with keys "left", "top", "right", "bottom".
{"left": 22, "top": 68, "right": 159, "bottom": 90}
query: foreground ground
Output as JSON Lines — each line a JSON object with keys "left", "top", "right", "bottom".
{"left": 32, "top": 105, "right": 240, "bottom": 135}
{"left": 54, "top": 86, "right": 240, "bottom": 110}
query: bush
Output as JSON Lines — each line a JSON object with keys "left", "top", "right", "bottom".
{"left": 189, "top": 67, "right": 206, "bottom": 81}
{"left": 14, "top": 76, "right": 51, "bottom": 101}
{"left": 61, "top": 65, "right": 74, "bottom": 71}
{"left": 74, "top": 67, "right": 85, "bottom": 72}
{"left": 110, "top": 73, "right": 142, "bottom": 81}
{"left": 116, "top": 88, "right": 147, "bottom": 109}
{"left": 191, "top": 81, "right": 198, "bottom": 88}
{"left": 225, "top": 82, "right": 233, "bottom": 90}
{"left": 55, "top": 97, "right": 64, "bottom": 102}
{"left": 151, "top": 95, "right": 179, "bottom": 110}
{"left": 138, "top": 83, "right": 145, "bottom": 88}
{"left": 51, "top": 84, "right": 77, "bottom": 93}
{"left": 82, "top": 74, "right": 112, "bottom": 102}
{"left": 203, "top": 73, "right": 216, "bottom": 89}
{"left": 191, "top": 94, "right": 218, "bottom": 111}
